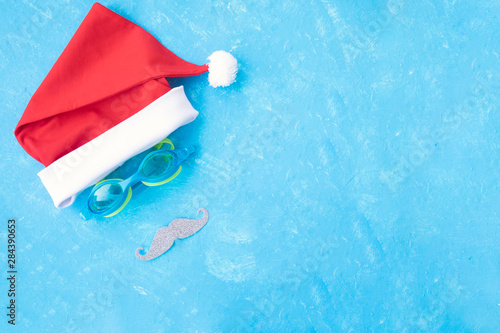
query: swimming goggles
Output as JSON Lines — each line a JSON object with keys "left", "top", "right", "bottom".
{"left": 87, "top": 138, "right": 195, "bottom": 217}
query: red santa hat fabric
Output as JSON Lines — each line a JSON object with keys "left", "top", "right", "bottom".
{"left": 14, "top": 3, "right": 237, "bottom": 208}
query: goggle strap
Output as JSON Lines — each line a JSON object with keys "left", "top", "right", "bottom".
{"left": 153, "top": 138, "right": 175, "bottom": 150}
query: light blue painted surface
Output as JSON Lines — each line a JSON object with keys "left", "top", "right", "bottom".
{"left": 0, "top": 0, "right": 499, "bottom": 331}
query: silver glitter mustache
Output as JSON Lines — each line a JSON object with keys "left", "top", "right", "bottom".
{"left": 136, "top": 208, "right": 209, "bottom": 261}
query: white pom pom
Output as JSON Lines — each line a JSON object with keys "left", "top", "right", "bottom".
{"left": 207, "top": 51, "right": 237, "bottom": 88}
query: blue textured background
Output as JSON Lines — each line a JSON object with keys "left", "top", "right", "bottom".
{"left": 1, "top": 0, "right": 499, "bottom": 332}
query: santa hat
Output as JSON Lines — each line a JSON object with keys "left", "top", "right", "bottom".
{"left": 14, "top": 3, "right": 237, "bottom": 209}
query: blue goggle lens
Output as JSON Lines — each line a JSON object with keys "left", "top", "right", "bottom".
{"left": 89, "top": 183, "right": 124, "bottom": 212}
{"left": 141, "top": 152, "right": 176, "bottom": 178}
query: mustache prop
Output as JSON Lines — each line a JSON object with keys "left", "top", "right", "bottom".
{"left": 136, "top": 208, "right": 209, "bottom": 261}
